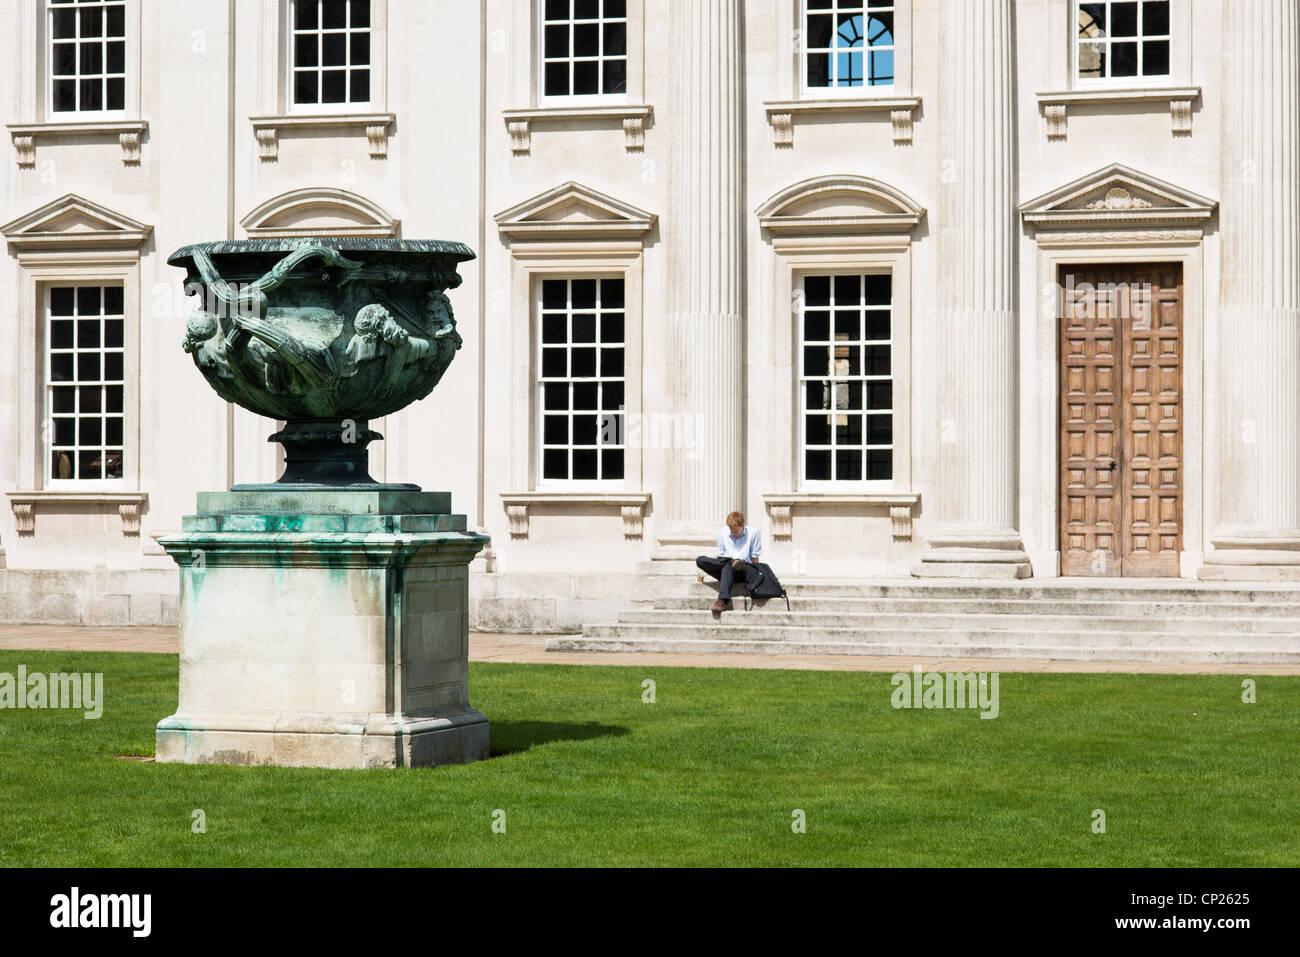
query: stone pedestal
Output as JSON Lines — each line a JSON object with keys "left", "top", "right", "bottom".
{"left": 155, "top": 490, "right": 489, "bottom": 768}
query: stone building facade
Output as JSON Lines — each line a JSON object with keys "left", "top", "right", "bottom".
{"left": 1, "top": 0, "right": 1296, "bottom": 631}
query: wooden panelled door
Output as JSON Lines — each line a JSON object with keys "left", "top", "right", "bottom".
{"left": 1060, "top": 264, "right": 1183, "bottom": 576}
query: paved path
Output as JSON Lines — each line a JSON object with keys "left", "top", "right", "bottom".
{"left": 0, "top": 624, "right": 1295, "bottom": 674}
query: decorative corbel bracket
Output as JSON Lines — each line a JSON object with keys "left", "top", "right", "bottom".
{"left": 6, "top": 490, "right": 148, "bottom": 538}
{"left": 501, "top": 492, "right": 651, "bottom": 541}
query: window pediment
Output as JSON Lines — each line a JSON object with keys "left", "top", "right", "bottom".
{"left": 1, "top": 193, "right": 151, "bottom": 251}
{"left": 1020, "top": 163, "right": 1216, "bottom": 229}
{"left": 757, "top": 175, "right": 925, "bottom": 236}
{"left": 494, "top": 182, "right": 656, "bottom": 242}
{"left": 240, "top": 187, "right": 398, "bottom": 239}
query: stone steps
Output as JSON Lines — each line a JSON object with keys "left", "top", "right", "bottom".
{"left": 549, "top": 633, "right": 1300, "bottom": 664}
{"left": 612, "top": 609, "right": 1300, "bottom": 634}
{"left": 649, "top": 595, "right": 1300, "bottom": 618}
{"left": 552, "top": 576, "right": 1300, "bottom": 664}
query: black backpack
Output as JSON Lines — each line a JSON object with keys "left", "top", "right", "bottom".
{"left": 743, "top": 562, "right": 790, "bottom": 611}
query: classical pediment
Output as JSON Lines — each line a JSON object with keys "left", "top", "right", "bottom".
{"left": 1020, "top": 164, "right": 1216, "bottom": 228}
{"left": 756, "top": 175, "right": 925, "bottom": 235}
{"left": 1, "top": 193, "right": 152, "bottom": 250}
{"left": 240, "top": 187, "right": 398, "bottom": 238}
{"left": 494, "top": 182, "right": 656, "bottom": 241}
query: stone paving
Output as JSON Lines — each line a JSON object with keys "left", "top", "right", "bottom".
{"left": 0, "top": 624, "right": 1296, "bottom": 674}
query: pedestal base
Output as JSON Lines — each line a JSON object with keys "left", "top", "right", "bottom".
{"left": 155, "top": 490, "right": 489, "bottom": 769}
{"left": 1198, "top": 532, "right": 1300, "bottom": 581}
{"left": 156, "top": 709, "right": 488, "bottom": 769}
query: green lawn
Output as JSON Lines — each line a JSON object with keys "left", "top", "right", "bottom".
{"left": 0, "top": 649, "right": 1295, "bottom": 866}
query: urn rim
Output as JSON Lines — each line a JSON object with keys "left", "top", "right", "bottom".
{"left": 167, "top": 237, "right": 476, "bottom": 269}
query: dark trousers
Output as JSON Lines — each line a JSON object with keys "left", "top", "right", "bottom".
{"left": 696, "top": 555, "right": 751, "bottom": 604}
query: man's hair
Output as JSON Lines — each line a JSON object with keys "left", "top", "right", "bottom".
{"left": 726, "top": 511, "right": 745, "bottom": 527}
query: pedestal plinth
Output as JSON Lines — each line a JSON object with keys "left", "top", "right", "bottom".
{"left": 155, "top": 490, "right": 489, "bottom": 768}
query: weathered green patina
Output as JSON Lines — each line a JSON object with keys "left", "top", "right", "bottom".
{"left": 168, "top": 238, "right": 475, "bottom": 486}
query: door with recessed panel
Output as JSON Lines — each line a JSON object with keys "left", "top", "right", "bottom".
{"left": 1060, "top": 264, "right": 1182, "bottom": 577}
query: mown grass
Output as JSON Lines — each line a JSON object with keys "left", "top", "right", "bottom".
{"left": 0, "top": 650, "right": 1295, "bottom": 866}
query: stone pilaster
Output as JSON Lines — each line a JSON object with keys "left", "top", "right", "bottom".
{"left": 653, "top": 0, "right": 744, "bottom": 560}
{"left": 914, "top": 0, "right": 1030, "bottom": 578}
{"left": 1201, "top": 0, "right": 1300, "bottom": 579}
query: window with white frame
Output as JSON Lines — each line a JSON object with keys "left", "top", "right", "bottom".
{"left": 290, "top": 0, "right": 372, "bottom": 108}
{"left": 541, "top": 0, "right": 628, "bottom": 98}
{"left": 538, "top": 277, "right": 626, "bottom": 483}
{"left": 46, "top": 285, "right": 125, "bottom": 483}
{"left": 1076, "top": 1, "right": 1170, "bottom": 81}
{"left": 804, "top": 0, "right": 894, "bottom": 91}
{"left": 48, "top": 0, "right": 126, "bottom": 114}
{"left": 800, "top": 273, "right": 892, "bottom": 483}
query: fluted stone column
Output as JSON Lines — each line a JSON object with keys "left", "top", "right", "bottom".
{"left": 1200, "top": 0, "right": 1300, "bottom": 580}
{"left": 914, "top": 0, "right": 1030, "bottom": 579}
{"left": 653, "top": 0, "right": 745, "bottom": 560}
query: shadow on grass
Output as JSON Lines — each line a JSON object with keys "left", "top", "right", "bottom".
{"left": 489, "top": 719, "right": 629, "bottom": 757}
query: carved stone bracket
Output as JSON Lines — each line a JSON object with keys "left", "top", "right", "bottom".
{"left": 119, "top": 501, "right": 142, "bottom": 535}
{"left": 119, "top": 130, "right": 142, "bottom": 165}
{"left": 761, "top": 493, "right": 921, "bottom": 542}
{"left": 889, "top": 108, "right": 914, "bottom": 144}
{"left": 762, "top": 97, "right": 921, "bottom": 147}
{"left": 889, "top": 505, "right": 913, "bottom": 542}
{"left": 6, "top": 491, "right": 148, "bottom": 538}
{"left": 12, "top": 134, "right": 34, "bottom": 168}
{"left": 7, "top": 121, "right": 149, "bottom": 167}
{"left": 502, "top": 105, "right": 653, "bottom": 156}
{"left": 507, "top": 120, "right": 531, "bottom": 155}
{"left": 500, "top": 492, "right": 651, "bottom": 541}
{"left": 769, "top": 504, "right": 793, "bottom": 540}
{"left": 1044, "top": 103, "right": 1067, "bottom": 140}
{"left": 620, "top": 504, "right": 644, "bottom": 539}
{"left": 249, "top": 113, "right": 395, "bottom": 163}
{"left": 770, "top": 112, "right": 794, "bottom": 147}
{"left": 1035, "top": 87, "right": 1201, "bottom": 141}
{"left": 12, "top": 502, "right": 34, "bottom": 535}
{"left": 256, "top": 127, "right": 278, "bottom": 160}
{"left": 506, "top": 504, "right": 529, "bottom": 539}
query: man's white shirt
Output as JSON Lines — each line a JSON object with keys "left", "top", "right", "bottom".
{"left": 717, "top": 526, "right": 762, "bottom": 562}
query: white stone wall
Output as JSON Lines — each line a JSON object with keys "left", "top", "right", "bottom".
{"left": 0, "top": 1, "right": 1285, "bottom": 627}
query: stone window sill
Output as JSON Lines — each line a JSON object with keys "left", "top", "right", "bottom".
{"left": 761, "top": 492, "right": 920, "bottom": 542}
{"left": 7, "top": 120, "right": 148, "bottom": 167}
{"left": 500, "top": 491, "right": 650, "bottom": 541}
{"left": 6, "top": 490, "right": 147, "bottom": 537}
{"left": 762, "top": 97, "right": 920, "bottom": 147}
{"left": 1035, "top": 87, "right": 1200, "bottom": 139}
{"left": 249, "top": 113, "right": 395, "bottom": 161}
{"left": 502, "top": 104, "right": 652, "bottom": 154}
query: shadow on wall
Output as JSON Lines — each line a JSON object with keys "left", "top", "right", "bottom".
{"left": 488, "top": 720, "right": 629, "bottom": 757}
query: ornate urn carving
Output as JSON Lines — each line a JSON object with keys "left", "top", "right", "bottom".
{"left": 167, "top": 238, "right": 474, "bottom": 486}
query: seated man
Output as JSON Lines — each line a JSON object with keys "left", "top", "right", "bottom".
{"left": 696, "top": 510, "right": 762, "bottom": 614}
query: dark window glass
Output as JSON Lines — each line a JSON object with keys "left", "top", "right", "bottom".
{"left": 571, "top": 279, "right": 597, "bottom": 309}
{"left": 79, "top": 78, "right": 102, "bottom": 111}
{"left": 350, "top": 69, "right": 369, "bottom": 102}
{"left": 1144, "top": 39, "right": 1169, "bottom": 75}
{"left": 804, "top": 276, "right": 830, "bottom": 307}
{"left": 322, "top": 0, "right": 347, "bottom": 30}
{"left": 603, "top": 58, "right": 626, "bottom": 94}
{"left": 572, "top": 448, "right": 597, "bottom": 480}
{"left": 544, "top": 61, "right": 569, "bottom": 96}
{"left": 572, "top": 314, "right": 596, "bottom": 343}
{"left": 52, "top": 388, "right": 76, "bottom": 413}
{"left": 78, "top": 353, "right": 100, "bottom": 382}
{"left": 804, "top": 311, "right": 829, "bottom": 342}
{"left": 805, "top": 449, "right": 832, "bottom": 481}
{"left": 1143, "top": 1, "right": 1170, "bottom": 34}
{"left": 573, "top": 60, "right": 599, "bottom": 95}
{"left": 295, "top": 34, "right": 318, "bottom": 67}
{"left": 104, "top": 319, "right": 124, "bottom": 348}
{"left": 542, "top": 314, "right": 566, "bottom": 344}
{"left": 104, "top": 353, "right": 123, "bottom": 381}
{"left": 1111, "top": 41, "right": 1138, "bottom": 76}
{"left": 79, "top": 386, "right": 101, "bottom": 412}
{"left": 543, "top": 448, "right": 567, "bottom": 479}
{"left": 836, "top": 449, "right": 862, "bottom": 481}
{"left": 50, "top": 320, "right": 74, "bottom": 349}
{"left": 294, "top": 71, "right": 318, "bottom": 104}
{"left": 322, "top": 69, "right": 347, "bottom": 102}
{"left": 542, "top": 279, "right": 568, "bottom": 309}
{"left": 350, "top": 0, "right": 370, "bottom": 29}
{"left": 77, "top": 319, "right": 100, "bottom": 348}
{"left": 601, "top": 449, "right": 623, "bottom": 480}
